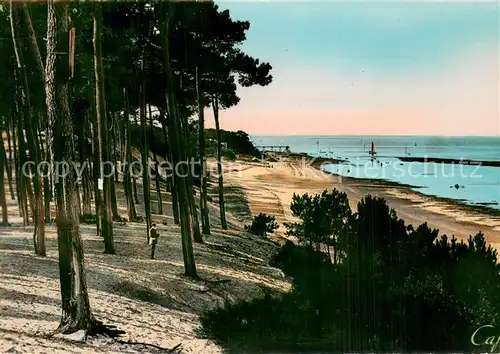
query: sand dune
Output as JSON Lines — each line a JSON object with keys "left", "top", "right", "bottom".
{"left": 0, "top": 180, "right": 290, "bottom": 353}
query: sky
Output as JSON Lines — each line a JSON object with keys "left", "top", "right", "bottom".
{"left": 205, "top": 1, "right": 499, "bottom": 136}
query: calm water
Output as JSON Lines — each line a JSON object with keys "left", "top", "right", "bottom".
{"left": 251, "top": 135, "right": 500, "bottom": 210}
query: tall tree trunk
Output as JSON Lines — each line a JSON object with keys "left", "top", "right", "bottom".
{"left": 179, "top": 105, "right": 202, "bottom": 243}
{"left": 196, "top": 67, "right": 210, "bottom": 235}
{"left": 46, "top": 0, "right": 95, "bottom": 332}
{"left": 90, "top": 91, "right": 102, "bottom": 236}
{"left": 23, "top": 4, "right": 45, "bottom": 79}
{"left": 108, "top": 112, "right": 118, "bottom": 220}
{"left": 4, "top": 124, "right": 15, "bottom": 201}
{"left": 149, "top": 104, "right": 163, "bottom": 215}
{"left": 10, "top": 112, "right": 25, "bottom": 221}
{"left": 170, "top": 164, "right": 180, "bottom": 225}
{"left": 112, "top": 112, "right": 119, "bottom": 183}
{"left": 159, "top": 110, "right": 179, "bottom": 224}
{"left": 80, "top": 111, "right": 92, "bottom": 215}
{"left": 14, "top": 82, "right": 35, "bottom": 225}
{"left": 10, "top": 6, "right": 38, "bottom": 230}
{"left": 140, "top": 82, "right": 151, "bottom": 243}
{"left": 159, "top": 4, "right": 197, "bottom": 278}
{"left": 132, "top": 114, "right": 140, "bottom": 204}
{"left": 123, "top": 88, "right": 137, "bottom": 221}
{"left": 93, "top": 3, "right": 115, "bottom": 254}
{"left": 160, "top": 112, "right": 180, "bottom": 225}
{"left": 120, "top": 109, "right": 126, "bottom": 163}
{"left": 14, "top": 104, "right": 29, "bottom": 225}
{"left": 10, "top": 9, "right": 46, "bottom": 255}
{"left": 212, "top": 96, "right": 227, "bottom": 229}
{"left": 0, "top": 133, "right": 8, "bottom": 225}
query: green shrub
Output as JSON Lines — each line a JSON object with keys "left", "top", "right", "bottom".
{"left": 221, "top": 148, "right": 237, "bottom": 160}
{"left": 244, "top": 213, "right": 278, "bottom": 237}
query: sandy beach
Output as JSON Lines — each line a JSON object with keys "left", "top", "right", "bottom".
{"left": 221, "top": 156, "right": 500, "bottom": 249}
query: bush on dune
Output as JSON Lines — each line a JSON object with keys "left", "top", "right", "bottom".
{"left": 244, "top": 213, "right": 279, "bottom": 237}
{"left": 201, "top": 189, "right": 500, "bottom": 352}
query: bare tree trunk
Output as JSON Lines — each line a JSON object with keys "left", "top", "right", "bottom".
{"left": 13, "top": 81, "right": 35, "bottom": 225}
{"left": 123, "top": 88, "right": 137, "bottom": 221}
{"left": 22, "top": 2, "right": 51, "bottom": 226}
{"left": 170, "top": 169, "right": 180, "bottom": 224}
{"left": 0, "top": 133, "right": 8, "bottom": 225}
{"left": 80, "top": 111, "right": 92, "bottom": 215}
{"left": 4, "top": 124, "right": 15, "bottom": 201}
{"left": 158, "top": 111, "right": 179, "bottom": 225}
{"left": 93, "top": 3, "right": 115, "bottom": 254}
{"left": 179, "top": 103, "right": 202, "bottom": 243}
{"left": 212, "top": 96, "right": 227, "bottom": 229}
{"left": 90, "top": 91, "right": 102, "bottom": 236}
{"left": 140, "top": 82, "right": 151, "bottom": 243}
{"left": 112, "top": 112, "right": 119, "bottom": 183}
{"left": 23, "top": 4, "right": 44, "bottom": 79}
{"left": 10, "top": 112, "right": 25, "bottom": 221}
{"left": 46, "top": 0, "right": 95, "bottom": 332}
{"left": 11, "top": 8, "right": 46, "bottom": 255}
{"left": 108, "top": 115, "right": 119, "bottom": 220}
{"left": 132, "top": 114, "right": 140, "bottom": 205}
{"left": 195, "top": 67, "right": 210, "bottom": 235}
{"left": 149, "top": 104, "right": 162, "bottom": 215}
{"left": 159, "top": 4, "right": 197, "bottom": 278}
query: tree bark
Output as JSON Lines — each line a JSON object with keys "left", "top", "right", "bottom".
{"left": 140, "top": 82, "right": 151, "bottom": 243}
{"left": 123, "top": 88, "right": 138, "bottom": 221}
{"left": 11, "top": 66, "right": 35, "bottom": 226}
{"left": 149, "top": 104, "right": 163, "bottom": 215}
{"left": 196, "top": 67, "right": 210, "bottom": 235}
{"left": 93, "top": 3, "right": 115, "bottom": 254}
{"left": 22, "top": 4, "right": 45, "bottom": 80}
{"left": 132, "top": 114, "right": 140, "bottom": 205}
{"left": 112, "top": 112, "right": 118, "bottom": 183}
{"left": 0, "top": 133, "right": 9, "bottom": 225}
{"left": 80, "top": 111, "right": 92, "bottom": 215}
{"left": 90, "top": 87, "right": 102, "bottom": 236}
{"left": 10, "top": 10, "right": 46, "bottom": 255}
{"left": 4, "top": 124, "right": 15, "bottom": 201}
{"left": 46, "top": 0, "right": 95, "bottom": 332}
{"left": 10, "top": 112, "right": 25, "bottom": 221}
{"left": 158, "top": 111, "right": 179, "bottom": 225}
{"left": 212, "top": 96, "right": 227, "bottom": 229}
{"left": 179, "top": 104, "right": 202, "bottom": 243}
{"left": 159, "top": 4, "right": 197, "bottom": 278}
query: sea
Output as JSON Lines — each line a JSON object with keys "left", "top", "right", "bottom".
{"left": 251, "top": 135, "right": 500, "bottom": 210}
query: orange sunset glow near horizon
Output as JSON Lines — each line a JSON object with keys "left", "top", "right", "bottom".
{"left": 205, "top": 2, "right": 499, "bottom": 137}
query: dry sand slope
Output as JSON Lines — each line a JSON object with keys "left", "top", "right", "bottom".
{"left": 223, "top": 157, "right": 500, "bottom": 248}
{"left": 0, "top": 182, "right": 291, "bottom": 353}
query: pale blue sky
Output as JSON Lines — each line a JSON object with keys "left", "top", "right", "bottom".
{"left": 210, "top": 2, "right": 499, "bottom": 136}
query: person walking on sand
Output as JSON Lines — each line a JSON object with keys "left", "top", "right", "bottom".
{"left": 150, "top": 223, "right": 160, "bottom": 259}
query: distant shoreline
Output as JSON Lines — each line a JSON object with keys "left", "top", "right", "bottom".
{"left": 299, "top": 153, "right": 500, "bottom": 217}
{"left": 398, "top": 156, "right": 500, "bottom": 167}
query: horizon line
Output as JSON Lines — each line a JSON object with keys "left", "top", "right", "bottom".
{"left": 249, "top": 133, "right": 500, "bottom": 138}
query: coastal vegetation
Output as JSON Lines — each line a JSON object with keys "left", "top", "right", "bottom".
{"left": 201, "top": 190, "right": 500, "bottom": 352}
{"left": 245, "top": 213, "right": 279, "bottom": 237}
